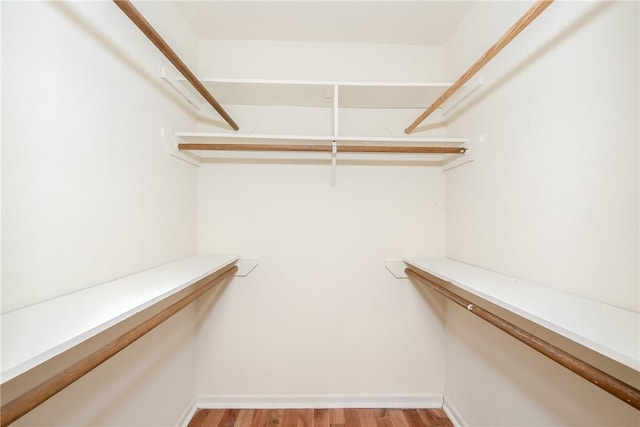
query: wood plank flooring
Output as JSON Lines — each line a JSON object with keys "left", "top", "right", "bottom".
{"left": 187, "top": 408, "right": 453, "bottom": 427}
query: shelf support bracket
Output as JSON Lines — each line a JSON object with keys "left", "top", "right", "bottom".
{"left": 235, "top": 257, "right": 258, "bottom": 277}
{"left": 442, "top": 134, "right": 483, "bottom": 171}
{"left": 160, "top": 67, "right": 201, "bottom": 111}
{"left": 159, "top": 127, "right": 201, "bottom": 167}
{"left": 385, "top": 259, "right": 409, "bottom": 279}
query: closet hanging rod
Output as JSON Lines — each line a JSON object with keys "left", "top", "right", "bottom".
{"left": 0, "top": 264, "right": 238, "bottom": 427}
{"left": 112, "top": 0, "right": 239, "bottom": 131}
{"left": 405, "top": 267, "right": 640, "bottom": 411}
{"left": 178, "top": 143, "right": 467, "bottom": 154}
{"left": 405, "top": 0, "right": 554, "bottom": 134}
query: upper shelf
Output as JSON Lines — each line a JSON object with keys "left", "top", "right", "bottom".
{"left": 169, "top": 77, "right": 473, "bottom": 168}
{"left": 1, "top": 254, "right": 238, "bottom": 383}
{"left": 179, "top": 77, "right": 453, "bottom": 109}
{"left": 403, "top": 257, "right": 640, "bottom": 372}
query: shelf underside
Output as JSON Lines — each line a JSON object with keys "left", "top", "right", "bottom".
{"left": 174, "top": 132, "right": 468, "bottom": 145}
{"left": 173, "top": 133, "right": 469, "bottom": 163}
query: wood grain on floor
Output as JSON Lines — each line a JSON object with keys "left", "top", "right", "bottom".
{"left": 187, "top": 408, "right": 454, "bottom": 427}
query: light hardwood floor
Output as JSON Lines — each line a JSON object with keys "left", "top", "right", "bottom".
{"left": 187, "top": 408, "right": 454, "bottom": 427}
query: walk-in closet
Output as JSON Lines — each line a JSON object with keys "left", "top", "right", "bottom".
{"left": 1, "top": 1, "right": 638, "bottom": 426}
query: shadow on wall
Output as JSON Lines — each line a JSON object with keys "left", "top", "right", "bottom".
{"left": 199, "top": 158, "right": 444, "bottom": 168}
{"left": 445, "top": 1, "right": 614, "bottom": 124}
{"left": 52, "top": 1, "right": 203, "bottom": 122}
{"left": 196, "top": 278, "right": 233, "bottom": 328}
{"left": 446, "top": 299, "right": 640, "bottom": 426}
{"left": 5, "top": 307, "right": 197, "bottom": 426}
{"left": 410, "top": 279, "right": 447, "bottom": 327}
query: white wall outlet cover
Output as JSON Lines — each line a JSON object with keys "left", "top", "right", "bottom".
{"left": 384, "top": 259, "right": 409, "bottom": 279}
{"left": 235, "top": 257, "right": 258, "bottom": 277}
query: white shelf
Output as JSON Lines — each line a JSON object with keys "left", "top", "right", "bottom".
{"left": 174, "top": 132, "right": 469, "bottom": 164}
{"left": 176, "top": 132, "right": 334, "bottom": 144}
{"left": 1, "top": 254, "right": 238, "bottom": 383}
{"left": 200, "top": 79, "right": 333, "bottom": 107}
{"left": 175, "top": 131, "right": 468, "bottom": 145}
{"left": 169, "top": 77, "right": 472, "bottom": 170}
{"left": 403, "top": 257, "right": 640, "bottom": 372}
{"left": 180, "top": 77, "right": 452, "bottom": 109}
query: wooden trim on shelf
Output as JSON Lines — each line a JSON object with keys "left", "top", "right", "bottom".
{"left": 339, "top": 146, "right": 465, "bottom": 154}
{"left": 174, "top": 132, "right": 469, "bottom": 145}
{"left": 178, "top": 143, "right": 467, "bottom": 154}
{"left": 405, "top": 0, "right": 554, "bottom": 134}
{"left": 405, "top": 267, "right": 640, "bottom": 411}
{"left": 0, "top": 264, "right": 238, "bottom": 427}
{"left": 180, "top": 143, "right": 331, "bottom": 153}
{"left": 112, "top": 0, "right": 239, "bottom": 131}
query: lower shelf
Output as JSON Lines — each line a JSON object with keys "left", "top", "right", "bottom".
{"left": 0, "top": 254, "right": 238, "bottom": 383}
{"left": 403, "top": 257, "right": 639, "bottom": 372}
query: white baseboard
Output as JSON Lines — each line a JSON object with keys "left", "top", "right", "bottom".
{"left": 176, "top": 397, "right": 199, "bottom": 427}
{"left": 178, "top": 394, "right": 445, "bottom": 426}
{"left": 443, "top": 395, "right": 466, "bottom": 427}
{"left": 197, "top": 393, "right": 442, "bottom": 409}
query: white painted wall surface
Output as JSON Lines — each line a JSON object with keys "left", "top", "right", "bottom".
{"left": 10, "top": 307, "right": 198, "bottom": 427}
{"left": 444, "top": 0, "right": 638, "bottom": 312}
{"left": 446, "top": 301, "right": 639, "bottom": 427}
{"left": 2, "top": 0, "right": 199, "bottom": 313}
{"left": 2, "top": 1, "right": 199, "bottom": 425}
{"left": 196, "top": 161, "right": 447, "bottom": 400}
{"left": 198, "top": 40, "right": 445, "bottom": 82}
{"left": 195, "top": 40, "right": 449, "bottom": 401}
{"left": 443, "top": 1, "right": 639, "bottom": 425}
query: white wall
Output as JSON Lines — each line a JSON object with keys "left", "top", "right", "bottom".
{"left": 445, "top": 300, "right": 639, "bottom": 426}
{"left": 444, "top": 0, "right": 638, "bottom": 312}
{"left": 194, "top": 40, "right": 449, "bottom": 402}
{"left": 8, "top": 306, "right": 198, "bottom": 427}
{"left": 2, "top": 1, "right": 200, "bottom": 425}
{"left": 2, "top": 0, "right": 199, "bottom": 313}
{"left": 196, "top": 161, "right": 447, "bottom": 400}
{"left": 198, "top": 40, "right": 445, "bottom": 82}
{"left": 443, "top": 1, "right": 639, "bottom": 425}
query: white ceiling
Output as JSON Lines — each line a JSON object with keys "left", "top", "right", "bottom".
{"left": 175, "top": 1, "right": 474, "bottom": 46}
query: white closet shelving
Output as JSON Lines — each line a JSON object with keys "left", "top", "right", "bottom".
{"left": 0, "top": 254, "right": 238, "bottom": 383}
{"left": 404, "top": 257, "right": 640, "bottom": 372}
{"left": 196, "top": 78, "right": 454, "bottom": 108}
{"left": 169, "top": 77, "right": 472, "bottom": 163}
{"left": 175, "top": 132, "right": 468, "bottom": 145}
